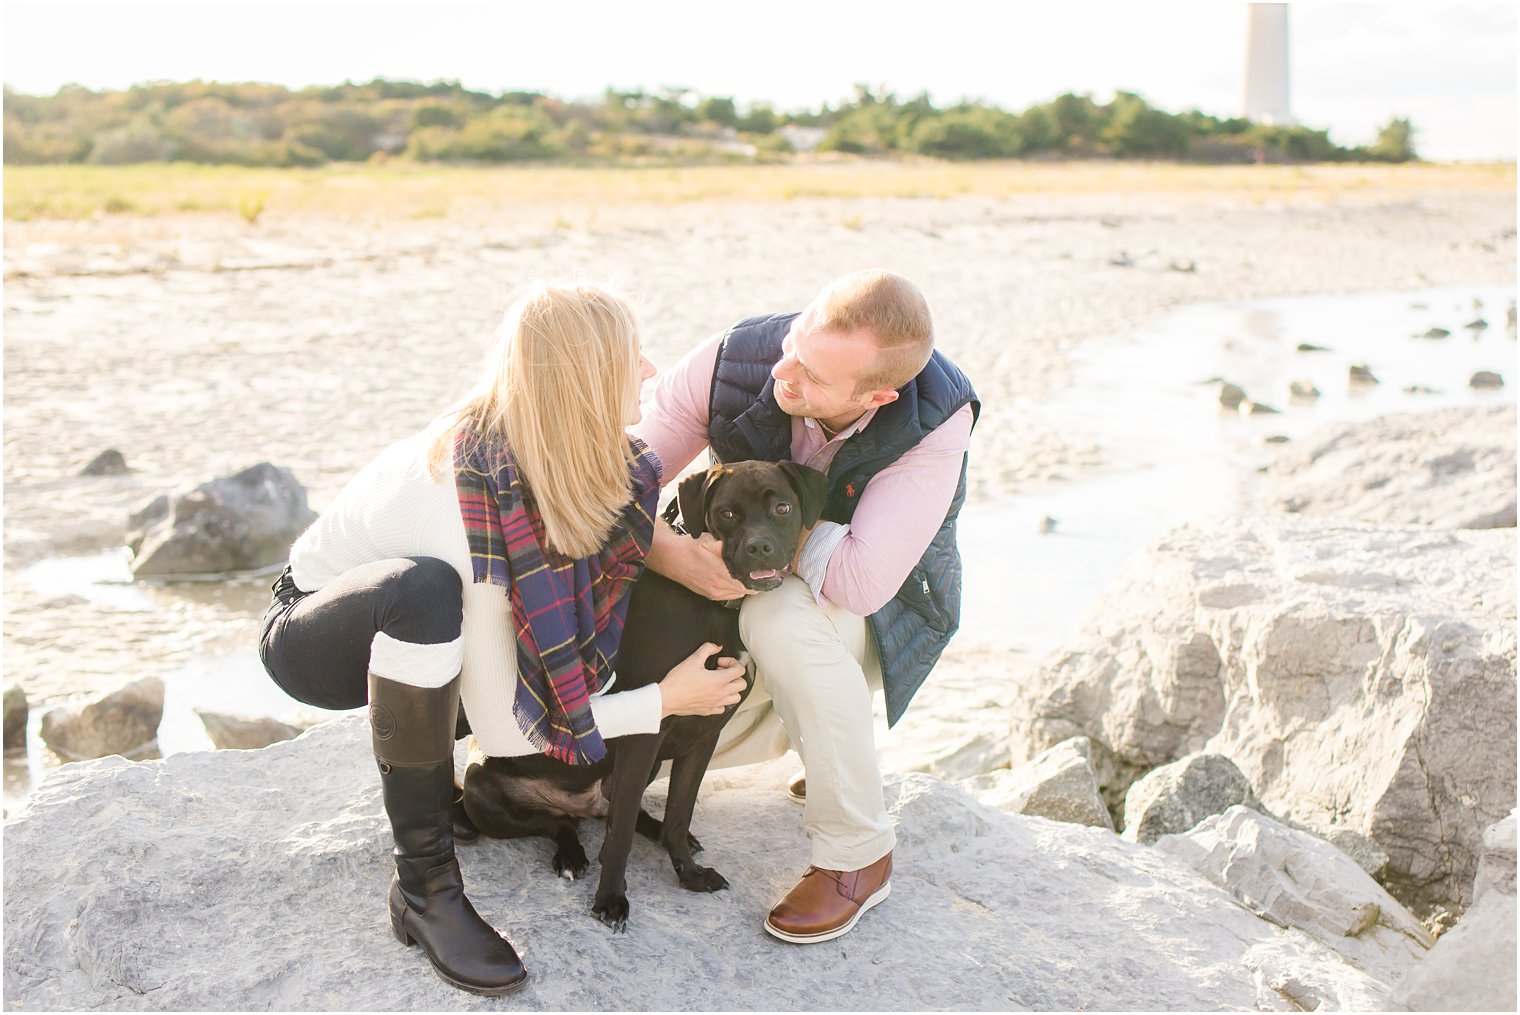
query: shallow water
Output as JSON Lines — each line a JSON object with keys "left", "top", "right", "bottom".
{"left": 6, "top": 282, "right": 1514, "bottom": 808}
{"left": 957, "top": 283, "right": 1515, "bottom": 654}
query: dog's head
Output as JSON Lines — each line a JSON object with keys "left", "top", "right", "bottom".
{"left": 675, "top": 460, "right": 827, "bottom": 592}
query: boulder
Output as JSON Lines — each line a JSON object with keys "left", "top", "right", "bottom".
{"left": 1157, "top": 807, "right": 1431, "bottom": 982}
{"left": 39, "top": 677, "right": 163, "bottom": 761}
{"left": 1348, "top": 363, "right": 1379, "bottom": 385}
{"left": 961, "top": 736, "right": 1112, "bottom": 829}
{"left": 1010, "top": 514, "right": 1516, "bottom": 914}
{"left": 1389, "top": 812, "right": 1517, "bottom": 1011}
{"left": 1264, "top": 404, "right": 1517, "bottom": 529}
{"left": 3, "top": 717, "right": 1413, "bottom": 1011}
{"left": 1288, "top": 379, "right": 1320, "bottom": 400}
{"left": 4, "top": 685, "right": 28, "bottom": 752}
{"left": 195, "top": 710, "right": 309, "bottom": 751}
{"left": 80, "top": 449, "right": 130, "bottom": 476}
{"left": 1472, "top": 810, "right": 1516, "bottom": 902}
{"left": 1121, "top": 753, "right": 1257, "bottom": 843}
{"left": 127, "top": 463, "right": 317, "bottom": 577}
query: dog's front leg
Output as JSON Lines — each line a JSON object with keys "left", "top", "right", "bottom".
{"left": 591, "top": 733, "right": 661, "bottom": 933}
{"left": 660, "top": 727, "right": 730, "bottom": 892}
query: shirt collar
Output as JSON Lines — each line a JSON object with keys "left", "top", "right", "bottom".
{"left": 804, "top": 407, "right": 877, "bottom": 442}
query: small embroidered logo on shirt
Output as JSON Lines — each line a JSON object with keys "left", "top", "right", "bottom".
{"left": 846, "top": 482, "right": 857, "bottom": 497}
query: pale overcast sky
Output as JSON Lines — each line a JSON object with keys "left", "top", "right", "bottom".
{"left": 3, "top": 1, "right": 1514, "bottom": 161}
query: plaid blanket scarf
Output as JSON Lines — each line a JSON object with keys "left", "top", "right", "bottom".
{"left": 455, "top": 428, "right": 662, "bottom": 765}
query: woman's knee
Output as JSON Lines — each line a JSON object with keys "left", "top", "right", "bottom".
{"left": 380, "top": 557, "right": 463, "bottom": 644}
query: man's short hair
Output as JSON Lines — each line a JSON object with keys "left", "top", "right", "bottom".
{"left": 813, "top": 269, "right": 934, "bottom": 394}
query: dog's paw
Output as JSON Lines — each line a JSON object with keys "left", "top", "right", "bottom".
{"left": 591, "top": 894, "right": 630, "bottom": 933}
{"left": 552, "top": 843, "right": 590, "bottom": 881}
{"left": 674, "top": 861, "right": 729, "bottom": 894}
{"left": 637, "top": 811, "right": 703, "bottom": 855}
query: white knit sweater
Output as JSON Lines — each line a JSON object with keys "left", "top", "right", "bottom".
{"left": 288, "top": 423, "right": 663, "bottom": 757}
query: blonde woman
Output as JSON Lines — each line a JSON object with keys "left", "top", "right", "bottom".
{"left": 259, "top": 283, "right": 747, "bottom": 996}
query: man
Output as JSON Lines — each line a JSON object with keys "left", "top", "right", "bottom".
{"left": 630, "top": 269, "right": 977, "bottom": 943}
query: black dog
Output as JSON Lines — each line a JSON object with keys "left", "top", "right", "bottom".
{"left": 462, "top": 460, "right": 827, "bottom": 931}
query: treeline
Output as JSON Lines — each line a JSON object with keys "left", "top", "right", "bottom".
{"left": 2, "top": 79, "right": 1418, "bottom": 166}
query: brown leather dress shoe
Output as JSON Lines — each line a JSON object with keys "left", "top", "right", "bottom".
{"left": 764, "top": 852, "right": 892, "bottom": 944}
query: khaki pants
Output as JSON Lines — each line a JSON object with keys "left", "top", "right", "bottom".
{"left": 709, "top": 576, "right": 895, "bottom": 871}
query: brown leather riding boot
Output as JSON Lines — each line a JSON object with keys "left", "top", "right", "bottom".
{"left": 764, "top": 851, "right": 893, "bottom": 944}
{"left": 372, "top": 672, "right": 527, "bottom": 996}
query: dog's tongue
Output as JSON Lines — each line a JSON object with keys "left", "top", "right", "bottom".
{"left": 749, "top": 569, "right": 781, "bottom": 581}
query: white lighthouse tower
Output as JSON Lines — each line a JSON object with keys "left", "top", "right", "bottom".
{"left": 1243, "top": 4, "right": 1292, "bottom": 125}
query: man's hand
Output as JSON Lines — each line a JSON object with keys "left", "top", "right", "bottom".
{"left": 645, "top": 519, "right": 756, "bottom": 602}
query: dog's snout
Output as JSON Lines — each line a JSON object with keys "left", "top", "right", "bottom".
{"left": 743, "top": 535, "right": 775, "bottom": 558}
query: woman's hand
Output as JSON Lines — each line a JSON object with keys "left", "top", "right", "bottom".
{"left": 658, "top": 642, "right": 747, "bottom": 717}
{"left": 645, "top": 521, "right": 756, "bottom": 602}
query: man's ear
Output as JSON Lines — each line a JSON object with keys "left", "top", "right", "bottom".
{"left": 777, "top": 461, "right": 828, "bottom": 528}
{"left": 864, "top": 388, "right": 899, "bottom": 410}
{"left": 676, "top": 465, "right": 725, "bottom": 536}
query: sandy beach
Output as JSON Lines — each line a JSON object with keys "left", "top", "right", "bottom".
{"left": 3, "top": 166, "right": 1515, "bottom": 715}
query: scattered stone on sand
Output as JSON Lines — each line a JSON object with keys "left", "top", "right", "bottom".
{"left": 1261, "top": 434, "right": 1291, "bottom": 444}
{"left": 1036, "top": 514, "right": 1057, "bottom": 534}
{"left": 1469, "top": 369, "right": 1505, "bottom": 389}
{"left": 196, "top": 710, "right": 310, "bottom": 751}
{"left": 1403, "top": 384, "right": 1441, "bottom": 394}
{"left": 1389, "top": 812, "right": 1517, "bottom": 1011}
{"left": 961, "top": 736, "right": 1112, "bottom": 830}
{"left": 1216, "top": 381, "right": 1246, "bottom": 409}
{"left": 39, "top": 677, "right": 164, "bottom": 761}
{"left": 1010, "top": 514, "right": 1516, "bottom": 914}
{"left": 1288, "top": 379, "right": 1320, "bottom": 399}
{"left": 1264, "top": 404, "right": 1517, "bottom": 529}
{"left": 127, "top": 462, "right": 317, "bottom": 577}
{"left": 1167, "top": 260, "right": 1196, "bottom": 273}
{"left": 79, "top": 449, "right": 130, "bottom": 476}
{"left": 1463, "top": 318, "right": 1488, "bottom": 331}
{"left": 4, "top": 685, "right": 28, "bottom": 752}
{"left": 1121, "top": 753, "right": 1257, "bottom": 843}
{"left": 1158, "top": 807, "right": 1432, "bottom": 981}
{"left": 1348, "top": 363, "right": 1380, "bottom": 385}
{"left": 1508, "top": 303, "right": 1517, "bottom": 330}
{"left": 0, "top": 717, "right": 1419, "bottom": 1011}
{"left": 1296, "top": 342, "right": 1331, "bottom": 352}
{"left": 1108, "top": 251, "right": 1134, "bottom": 267}
{"left": 1240, "top": 399, "right": 1280, "bottom": 415}
{"left": 1419, "top": 326, "right": 1452, "bottom": 339}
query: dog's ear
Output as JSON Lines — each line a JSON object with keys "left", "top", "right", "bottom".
{"left": 777, "top": 461, "right": 828, "bottom": 528}
{"left": 676, "top": 465, "right": 725, "bottom": 536}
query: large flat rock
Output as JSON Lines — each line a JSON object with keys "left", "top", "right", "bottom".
{"left": 1264, "top": 403, "right": 1516, "bottom": 529}
{"left": 6, "top": 717, "right": 1405, "bottom": 1011}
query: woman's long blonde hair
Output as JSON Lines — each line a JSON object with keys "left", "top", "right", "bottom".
{"left": 430, "top": 281, "right": 642, "bottom": 559}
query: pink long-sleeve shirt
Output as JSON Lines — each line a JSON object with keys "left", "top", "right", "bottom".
{"left": 630, "top": 332, "right": 974, "bottom": 617}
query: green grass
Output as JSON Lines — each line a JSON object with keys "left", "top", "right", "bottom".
{"left": 5, "top": 160, "right": 1514, "bottom": 222}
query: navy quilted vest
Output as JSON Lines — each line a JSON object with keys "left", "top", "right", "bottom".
{"left": 707, "top": 312, "right": 978, "bottom": 726}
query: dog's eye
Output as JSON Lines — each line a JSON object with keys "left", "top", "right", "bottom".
{"left": 718, "top": 508, "right": 737, "bottom": 521}
{"left": 774, "top": 503, "right": 792, "bottom": 515}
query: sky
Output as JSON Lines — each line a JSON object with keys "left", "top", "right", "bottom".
{"left": 2, "top": 1, "right": 1514, "bottom": 161}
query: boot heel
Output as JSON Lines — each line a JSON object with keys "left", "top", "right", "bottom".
{"left": 391, "top": 909, "right": 415, "bottom": 947}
